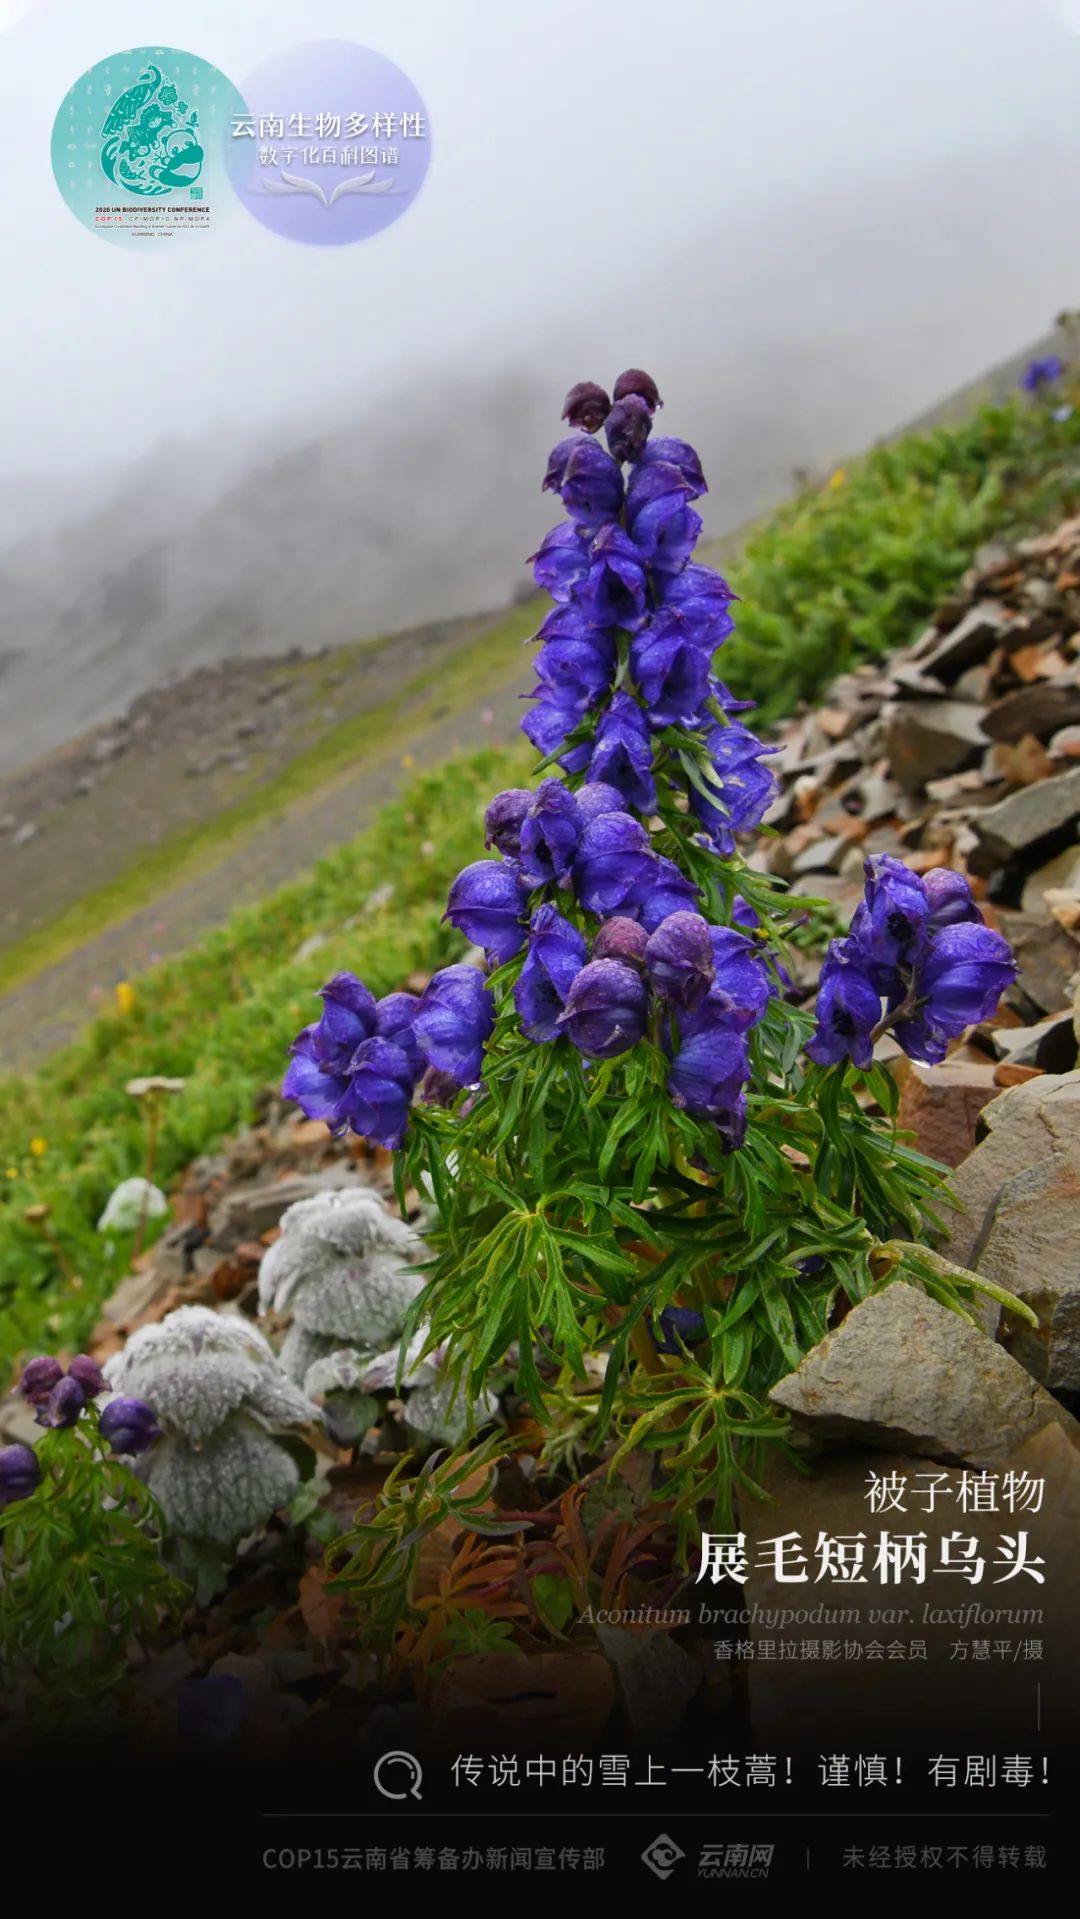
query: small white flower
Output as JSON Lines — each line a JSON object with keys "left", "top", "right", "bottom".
{"left": 97, "top": 1178, "right": 168, "bottom": 1235}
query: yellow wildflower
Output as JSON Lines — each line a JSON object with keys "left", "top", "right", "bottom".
{"left": 30, "top": 1138, "right": 47, "bottom": 1158}
{"left": 115, "top": 980, "right": 136, "bottom": 1015}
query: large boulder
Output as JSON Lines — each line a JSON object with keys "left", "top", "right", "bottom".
{"left": 768, "top": 1282, "right": 1078, "bottom": 1464}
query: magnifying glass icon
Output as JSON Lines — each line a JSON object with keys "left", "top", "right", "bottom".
{"left": 373, "top": 1750, "right": 424, "bottom": 1801}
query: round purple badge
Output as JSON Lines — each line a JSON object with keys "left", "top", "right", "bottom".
{"left": 224, "top": 40, "right": 430, "bottom": 246}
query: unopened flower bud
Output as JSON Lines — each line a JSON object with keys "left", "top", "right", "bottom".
{"left": 561, "top": 380, "right": 611, "bottom": 433}
{"left": 19, "top": 1356, "right": 63, "bottom": 1406}
{"left": 612, "top": 367, "right": 662, "bottom": 412}
{"left": 37, "top": 1375, "right": 85, "bottom": 1429}
{"left": 0, "top": 1443, "right": 41, "bottom": 1507}
{"left": 99, "top": 1396, "right": 162, "bottom": 1457}
{"left": 68, "top": 1354, "right": 108, "bottom": 1399}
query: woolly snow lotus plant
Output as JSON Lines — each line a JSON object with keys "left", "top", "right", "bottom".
{"left": 103, "top": 1306, "right": 319, "bottom": 1546}
{"left": 283, "top": 371, "right": 1031, "bottom": 1545}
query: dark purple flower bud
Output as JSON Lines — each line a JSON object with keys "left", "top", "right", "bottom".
{"left": 574, "top": 781, "right": 627, "bottom": 824}
{"left": 561, "top": 380, "right": 611, "bottom": 433}
{"left": 544, "top": 437, "right": 625, "bottom": 528}
{"left": 627, "top": 856, "right": 701, "bottom": 932}
{"left": 338, "top": 1037, "right": 417, "bottom": 1149}
{"left": 605, "top": 394, "right": 653, "bottom": 463}
{"left": 651, "top": 1306, "right": 707, "bottom": 1354}
{"left": 593, "top": 916, "right": 650, "bottom": 968}
{"left": 861, "top": 855, "right": 931, "bottom": 979}
{"left": 631, "top": 613, "right": 712, "bottom": 728}
{"left": 444, "top": 860, "right": 529, "bottom": 965}
{"left": 645, "top": 911, "right": 716, "bottom": 1010}
{"left": 690, "top": 723, "right": 780, "bottom": 852}
{"left": 414, "top": 964, "right": 496, "bottom": 1087}
{"left": 513, "top": 905, "right": 587, "bottom": 1041}
{"left": 667, "top": 1012, "right": 750, "bottom": 1119}
{"left": 892, "top": 923, "right": 1017, "bottom": 1065}
{"left": 612, "top": 368, "right": 662, "bottom": 412}
{"left": 641, "top": 436, "right": 707, "bottom": 497}
{"left": 626, "top": 463, "right": 702, "bottom": 573}
{"left": 282, "top": 1028, "right": 350, "bottom": 1130}
{"left": 375, "top": 991, "right": 424, "bottom": 1079}
{"left": 806, "top": 944, "right": 882, "bottom": 1069}
{"left": 1021, "top": 355, "right": 1063, "bottom": 392}
{"left": 582, "top": 524, "right": 649, "bottom": 630}
{"left": 922, "top": 866, "right": 981, "bottom": 933}
{"left": 530, "top": 522, "right": 591, "bottom": 601}
{"left": 0, "top": 1443, "right": 40, "bottom": 1508}
{"left": 19, "top": 1356, "right": 63, "bottom": 1406}
{"left": 533, "top": 629, "right": 616, "bottom": 710}
{"left": 519, "top": 780, "right": 584, "bottom": 885}
{"left": 572, "top": 812, "right": 657, "bottom": 916}
{"left": 99, "top": 1396, "right": 162, "bottom": 1457}
{"left": 558, "top": 959, "right": 648, "bottom": 1059}
{"left": 585, "top": 691, "right": 657, "bottom": 813}
{"left": 484, "top": 788, "right": 533, "bottom": 859}
{"left": 307, "top": 972, "right": 378, "bottom": 1074}
{"left": 37, "top": 1376, "right": 86, "bottom": 1430}
{"left": 521, "top": 696, "right": 579, "bottom": 756}
{"left": 67, "top": 1354, "right": 108, "bottom": 1399}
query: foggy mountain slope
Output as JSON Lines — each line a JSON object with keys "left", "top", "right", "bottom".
{"left": 2, "top": 138, "right": 1078, "bottom": 779}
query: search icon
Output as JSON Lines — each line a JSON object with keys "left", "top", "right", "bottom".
{"left": 373, "top": 1750, "right": 424, "bottom": 1801}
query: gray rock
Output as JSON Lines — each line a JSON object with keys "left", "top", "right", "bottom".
{"left": 917, "top": 601, "right": 1010, "bottom": 682}
{"left": 982, "top": 683, "right": 1080, "bottom": 744}
{"left": 210, "top": 1170, "right": 362, "bottom": 1243}
{"left": 1021, "top": 844, "right": 1080, "bottom": 914}
{"left": 945, "top": 1071, "right": 1079, "bottom": 1269}
{"left": 10, "top": 822, "right": 36, "bottom": 848}
{"left": 969, "top": 768, "right": 1080, "bottom": 873}
{"left": 768, "top": 1282, "right": 1078, "bottom": 1464}
{"left": 970, "top": 1076, "right": 1080, "bottom": 1394}
{"left": 595, "top": 1627, "right": 702, "bottom": 1744}
{"left": 990, "top": 1013, "right": 1077, "bottom": 1074}
{"left": 883, "top": 700, "right": 987, "bottom": 795}
{"left": 789, "top": 834, "right": 849, "bottom": 877}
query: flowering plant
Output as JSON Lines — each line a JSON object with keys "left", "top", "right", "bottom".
{"left": 284, "top": 372, "right": 1029, "bottom": 1546}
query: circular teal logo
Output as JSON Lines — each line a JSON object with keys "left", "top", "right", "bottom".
{"left": 51, "top": 47, "right": 248, "bottom": 245}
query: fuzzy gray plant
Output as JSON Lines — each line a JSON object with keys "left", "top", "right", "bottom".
{"left": 257, "top": 1186, "right": 425, "bottom": 1387}
{"left": 103, "top": 1305, "right": 319, "bottom": 1545}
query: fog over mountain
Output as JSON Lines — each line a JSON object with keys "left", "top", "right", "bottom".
{"left": 1, "top": 0, "right": 1078, "bottom": 774}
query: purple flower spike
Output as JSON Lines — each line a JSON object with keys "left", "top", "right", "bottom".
{"left": 626, "top": 462, "right": 703, "bottom": 573}
{"left": 514, "top": 905, "right": 587, "bottom": 1041}
{"left": 99, "top": 1396, "right": 162, "bottom": 1457}
{"left": 645, "top": 911, "right": 716, "bottom": 1010}
{"left": 561, "top": 380, "right": 611, "bottom": 433}
{"left": 613, "top": 368, "right": 662, "bottom": 412}
{"left": 444, "top": 860, "right": 529, "bottom": 965}
{"left": 0, "top": 1444, "right": 40, "bottom": 1508}
{"left": 593, "top": 916, "right": 650, "bottom": 968}
{"left": 67, "top": 1355, "right": 108, "bottom": 1399}
{"left": 572, "top": 811, "right": 657, "bottom": 917}
{"left": 519, "top": 780, "right": 584, "bottom": 885}
{"left": 585, "top": 691, "right": 657, "bottom": 813}
{"left": 558, "top": 959, "right": 648, "bottom": 1059}
{"left": 631, "top": 614, "right": 712, "bottom": 728}
{"left": 892, "top": 923, "right": 1017, "bottom": 1065}
{"left": 37, "top": 1376, "right": 86, "bottom": 1430}
{"left": 605, "top": 394, "right": 653, "bottom": 463}
{"left": 19, "top": 1356, "right": 64, "bottom": 1406}
{"left": 484, "top": 788, "right": 533, "bottom": 860}
{"left": 414, "top": 964, "right": 495, "bottom": 1088}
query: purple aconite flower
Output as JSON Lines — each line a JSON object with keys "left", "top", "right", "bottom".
{"left": 605, "top": 394, "right": 653, "bottom": 463}
{"left": 521, "top": 695, "right": 580, "bottom": 757}
{"left": 584, "top": 691, "right": 657, "bottom": 812}
{"left": 338, "top": 1037, "right": 417, "bottom": 1149}
{"left": 414, "top": 964, "right": 495, "bottom": 1087}
{"left": 484, "top": 788, "right": 533, "bottom": 859}
{"left": 645, "top": 911, "right": 716, "bottom": 1010}
{"left": 667, "top": 1016, "right": 750, "bottom": 1120}
{"left": 891, "top": 923, "right": 1017, "bottom": 1066}
{"left": 375, "top": 992, "right": 424, "bottom": 1078}
{"left": 519, "top": 780, "right": 584, "bottom": 885}
{"left": 858, "top": 854, "right": 931, "bottom": 981}
{"left": 626, "top": 462, "right": 702, "bottom": 573}
{"left": 283, "top": 1027, "right": 350, "bottom": 1128}
{"left": 1021, "top": 354, "right": 1063, "bottom": 392}
{"left": 627, "top": 855, "right": 701, "bottom": 932}
{"left": 304, "top": 973, "right": 378, "bottom": 1075}
{"left": 922, "top": 865, "right": 982, "bottom": 933}
{"left": 530, "top": 522, "right": 590, "bottom": 602}
{"left": 99, "top": 1396, "right": 162, "bottom": 1458}
{"left": 572, "top": 811, "right": 657, "bottom": 916}
{"left": 582, "top": 525, "right": 649, "bottom": 631}
{"left": 178, "top": 1673, "right": 247, "bottom": 1747}
{"left": 513, "top": 905, "right": 587, "bottom": 1042}
{"left": 558, "top": 959, "right": 648, "bottom": 1059}
{"left": 533, "top": 628, "right": 616, "bottom": 711}
{"left": 631, "top": 614, "right": 711, "bottom": 727}
{"left": 641, "top": 436, "right": 707, "bottom": 497}
{"left": 805, "top": 942, "right": 882, "bottom": 1069}
{"left": 37, "top": 1376, "right": 85, "bottom": 1430}
{"left": 544, "top": 437, "right": 625, "bottom": 529}
{"left": 691, "top": 723, "right": 779, "bottom": 852}
{"left": 613, "top": 367, "right": 662, "bottom": 412}
{"left": 19, "top": 1355, "right": 63, "bottom": 1406}
{"left": 444, "top": 860, "right": 528, "bottom": 965}
{"left": 574, "top": 781, "right": 627, "bottom": 825}
{"left": 593, "top": 915, "right": 650, "bottom": 968}
{"left": 703, "top": 926, "right": 773, "bottom": 1029}
{"left": 67, "top": 1354, "right": 108, "bottom": 1399}
{"left": 0, "top": 1444, "right": 40, "bottom": 1508}
{"left": 651, "top": 1306, "right": 707, "bottom": 1354}
{"left": 561, "top": 380, "right": 611, "bottom": 433}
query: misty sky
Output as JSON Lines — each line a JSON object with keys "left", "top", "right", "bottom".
{"left": 4, "top": 0, "right": 1080, "bottom": 517}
